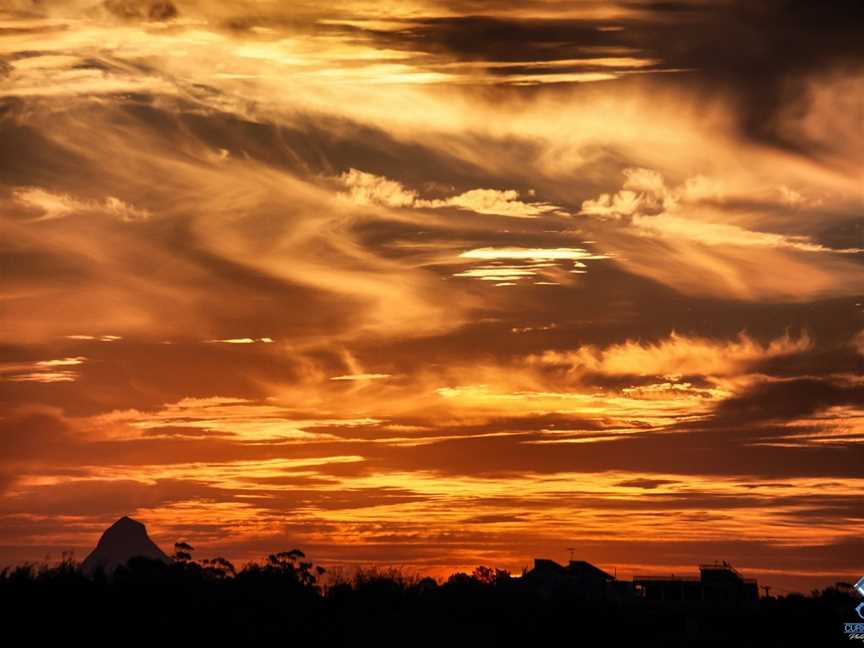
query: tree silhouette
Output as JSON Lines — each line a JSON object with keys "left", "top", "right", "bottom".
{"left": 201, "top": 556, "right": 236, "bottom": 580}
{"left": 0, "top": 549, "right": 856, "bottom": 647}
{"left": 263, "top": 549, "right": 326, "bottom": 588}
{"left": 471, "top": 565, "right": 510, "bottom": 586}
{"left": 173, "top": 541, "right": 194, "bottom": 563}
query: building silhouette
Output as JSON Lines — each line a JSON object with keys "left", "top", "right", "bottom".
{"left": 523, "top": 557, "right": 758, "bottom": 603}
{"left": 633, "top": 561, "right": 759, "bottom": 602}
{"left": 522, "top": 558, "right": 634, "bottom": 599}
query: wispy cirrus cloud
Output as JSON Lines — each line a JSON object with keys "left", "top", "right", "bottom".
{"left": 529, "top": 331, "right": 814, "bottom": 378}
{"left": 0, "top": 357, "right": 87, "bottom": 383}
{"left": 64, "top": 334, "right": 123, "bottom": 342}
{"left": 581, "top": 167, "right": 863, "bottom": 254}
{"left": 330, "top": 373, "right": 391, "bottom": 381}
{"left": 13, "top": 187, "right": 151, "bottom": 222}
{"left": 579, "top": 166, "right": 864, "bottom": 300}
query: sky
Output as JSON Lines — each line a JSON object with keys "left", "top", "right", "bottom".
{"left": 0, "top": 0, "right": 862, "bottom": 593}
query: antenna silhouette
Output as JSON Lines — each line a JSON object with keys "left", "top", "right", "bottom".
{"left": 567, "top": 547, "right": 575, "bottom": 561}
{"left": 761, "top": 585, "right": 772, "bottom": 598}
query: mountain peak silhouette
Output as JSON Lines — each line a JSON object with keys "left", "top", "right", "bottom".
{"left": 82, "top": 515, "right": 171, "bottom": 575}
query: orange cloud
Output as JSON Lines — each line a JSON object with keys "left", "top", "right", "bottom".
{"left": 530, "top": 331, "right": 812, "bottom": 378}
{"left": 0, "top": 356, "right": 87, "bottom": 383}
{"left": 340, "top": 169, "right": 562, "bottom": 218}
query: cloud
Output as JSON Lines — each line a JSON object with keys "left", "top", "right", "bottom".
{"left": 0, "top": 356, "right": 87, "bottom": 383}
{"left": 529, "top": 331, "right": 813, "bottom": 378}
{"left": 454, "top": 246, "right": 609, "bottom": 285}
{"left": 12, "top": 187, "right": 150, "bottom": 222}
{"left": 579, "top": 167, "right": 864, "bottom": 300}
{"left": 614, "top": 478, "right": 679, "bottom": 490}
{"left": 102, "top": 196, "right": 152, "bottom": 222}
{"left": 423, "top": 188, "right": 561, "bottom": 218}
{"left": 338, "top": 168, "right": 419, "bottom": 208}
{"left": 628, "top": 215, "right": 863, "bottom": 254}
{"left": 64, "top": 335, "right": 123, "bottom": 342}
{"left": 582, "top": 167, "right": 864, "bottom": 254}
{"left": 330, "top": 373, "right": 392, "bottom": 381}
{"left": 459, "top": 247, "right": 608, "bottom": 261}
{"left": 11, "top": 188, "right": 84, "bottom": 220}
{"left": 0, "top": 108, "right": 473, "bottom": 344}
{"left": 580, "top": 189, "right": 643, "bottom": 219}
{"left": 103, "top": 396, "right": 381, "bottom": 442}
{"left": 3, "top": 372, "right": 78, "bottom": 383}
{"left": 340, "top": 168, "right": 562, "bottom": 218}
{"left": 705, "top": 376, "right": 864, "bottom": 430}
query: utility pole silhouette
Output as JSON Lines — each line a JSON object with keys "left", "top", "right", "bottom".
{"left": 761, "top": 585, "right": 772, "bottom": 598}
{"left": 567, "top": 547, "right": 575, "bottom": 562}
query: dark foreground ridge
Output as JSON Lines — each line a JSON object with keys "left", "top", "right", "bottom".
{"left": 1, "top": 517, "right": 859, "bottom": 647}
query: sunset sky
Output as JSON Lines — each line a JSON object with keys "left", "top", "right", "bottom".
{"left": 1, "top": 0, "right": 862, "bottom": 592}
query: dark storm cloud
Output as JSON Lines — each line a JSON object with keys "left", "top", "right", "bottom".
{"left": 636, "top": 0, "right": 864, "bottom": 150}
{"left": 707, "top": 378, "right": 864, "bottom": 428}
{"left": 751, "top": 346, "right": 864, "bottom": 379}
{"left": 366, "top": 15, "right": 633, "bottom": 63}
{"left": 355, "top": 0, "right": 864, "bottom": 150}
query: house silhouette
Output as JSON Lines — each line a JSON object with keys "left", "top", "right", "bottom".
{"left": 633, "top": 561, "right": 759, "bottom": 603}
{"left": 521, "top": 558, "right": 633, "bottom": 600}
{"left": 523, "top": 557, "right": 758, "bottom": 604}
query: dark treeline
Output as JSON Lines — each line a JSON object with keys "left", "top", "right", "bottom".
{"left": 0, "top": 546, "right": 857, "bottom": 647}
